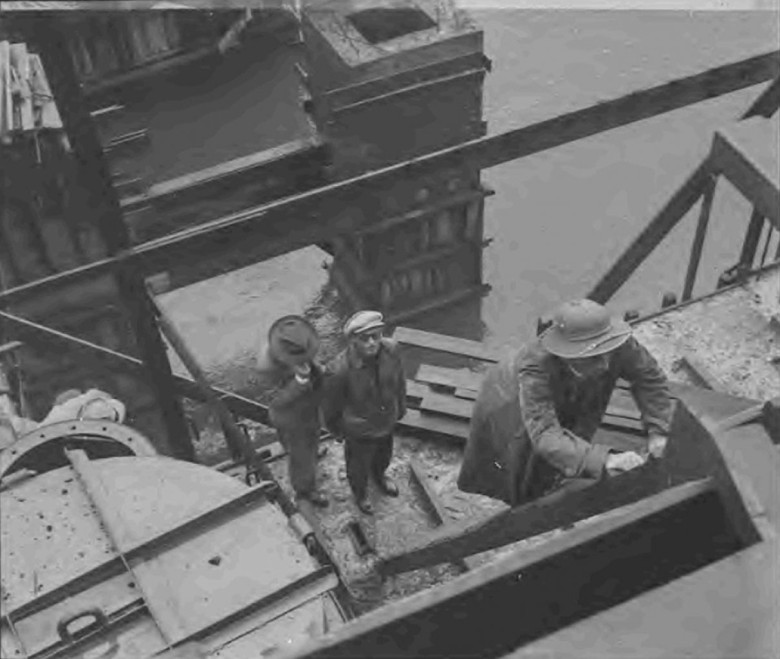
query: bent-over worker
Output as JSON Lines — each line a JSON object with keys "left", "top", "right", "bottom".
{"left": 258, "top": 315, "right": 328, "bottom": 508}
{"left": 323, "top": 311, "right": 406, "bottom": 515}
{"left": 458, "top": 299, "right": 673, "bottom": 506}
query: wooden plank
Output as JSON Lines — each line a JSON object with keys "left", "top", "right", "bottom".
{"left": 395, "top": 327, "right": 500, "bottom": 363}
{"left": 384, "top": 397, "right": 766, "bottom": 577}
{"left": 397, "top": 409, "right": 469, "bottom": 443}
{"left": 3, "top": 51, "right": 779, "bottom": 307}
{"left": 707, "top": 402, "right": 764, "bottom": 434}
{"left": 454, "top": 387, "right": 478, "bottom": 401}
{"left": 290, "top": 478, "right": 717, "bottom": 659}
{"left": 408, "top": 458, "right": 474, "bottom": 572}
{"left": 378, "top": 462, "right": 686, "bottom": 577}
{"left": 601, "top": 413, "right": 644, "bottom": 434}
{"left": 509, "top": 539, "right": 779, "bottom": 659}
{"left": 419, "top": 391, "right": 474, "bottom": 421}
{"left": 512, "top": 418, "right": 780, "bottom": 659}
{"left": 415, "top": 364, "right": 484, "bottom": 391}
{"left": 405, "top": 380, "right": 430, "bottom": 404}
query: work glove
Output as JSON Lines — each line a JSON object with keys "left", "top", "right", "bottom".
{"left": 647, "top": 434, "right": 668, "bottom": 459}
{"left": 605, "top": 450, "right": 646, "bottom": 476}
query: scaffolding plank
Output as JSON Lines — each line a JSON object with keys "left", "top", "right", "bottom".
{"left": 415, "top": 364, "right": 483, "bottom": 391}
{"left": 398, "top": 409, "right": 469, "bottom": 443}
{"left": 408, "top": 458, "right": 475, "bottom": 572}
{"left": 395, "top": 327, "right": 500, "bottom": 363}
{"left": 419, "top": 391, "right": 474, "bottom": 421}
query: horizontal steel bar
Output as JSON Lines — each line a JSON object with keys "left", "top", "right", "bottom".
{"left": 0, "top": 309, "right": 271, "bottom": 425}
{"left": 6, "top": 481, "right": 274, "bottom": 622}
{"left": 587, "top": 161, "right": 712, "bottom": 303}
{"left": 0, "top": 50, "right": 777, "bottom": 307}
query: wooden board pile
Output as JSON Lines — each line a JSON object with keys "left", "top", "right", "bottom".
{"left": 0, "top": 41, "right": 63, "bottom": 141}
{"left": 395, "top": 327, "right": 647, "bottom": 454}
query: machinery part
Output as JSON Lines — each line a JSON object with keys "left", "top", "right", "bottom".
{"left": 0, "top": 419, "right": 157, "bottom": 480}
{"left": 56, "top": 608, "right": 112, "bottom": 643}
{"left": 661, "top": 292, "right": 678, "bottom": 309}
{"left": 289, "top": 512, "right": 316, "bottom": 550}
{"left": 346, "top": 520, "right": 374, "bottom": 557}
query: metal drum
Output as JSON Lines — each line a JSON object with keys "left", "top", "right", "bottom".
{"left": 1, "top": 425, "right": 343, "bottom": 659}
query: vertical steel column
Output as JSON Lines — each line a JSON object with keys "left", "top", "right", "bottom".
{"left": 739, "top": 208, "right": 765, "bottom": 270}
{"left": 681, "top": 174, "right": 717, "bottom": 301}
{"left": 33, "top": 17, "right": 195, "bottom": 461}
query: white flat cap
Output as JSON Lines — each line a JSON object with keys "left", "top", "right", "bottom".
{"left": 344, "top": 310, "right": 385, "bottom": 337}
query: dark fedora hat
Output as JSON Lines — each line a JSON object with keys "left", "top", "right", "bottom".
{"left": 263, "top": 315, "right": 320, "bottom": 367}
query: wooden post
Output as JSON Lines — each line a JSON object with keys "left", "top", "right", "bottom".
{"left": 682, "top": 174, "right": 717, "bottom": 301}
{"left": 35, "top": 18, "right": 195, "bottom": 461}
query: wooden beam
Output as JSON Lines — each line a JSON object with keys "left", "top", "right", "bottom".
{"left": 408, "top": 458, "right": 475, "bottom": 572}
{"left": 588, "top": 161, "right": 711, "bottom": 304}
{"left": 36, "top": 20, "right": 194, "bottom": 460}
{"left": 397, "top": 409, "right": 469, "bottom": 443}
{"left": 3, "top": 50, "right": 778, "bottom": 308}
{"left": 378, "top": 462, "right": 671, "bottom": 577}
{"left": 415, "top": 364, "right": 483, "bottom": 391}
{"left": 325, "top": 52, "right": 491, "bottom": 110}
{"left": 287, "top": 478, "right": 716, "bottom": 659}
{"left": 678, "top": 353, "right": 725, "bottom": 392}
{"left": 383, "top": 397, "right": 764, "bottom": 577}
{"left": 395, "top": 327, "right": 500, "bottom": 363}
{"left": 419, "top": 390, "right": 474, "bottom": 420}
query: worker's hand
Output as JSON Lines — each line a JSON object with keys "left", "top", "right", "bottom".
{"left": 647, "top": 434, "right": 668, "bottom": 459}
{"left": 605, "top": 451, "right": 646, "bottom": 475}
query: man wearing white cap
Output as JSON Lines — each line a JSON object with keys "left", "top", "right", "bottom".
{"left": 323, "top": 310, "right": 406, "bottom": 515}
{"left": 458, "top": 299, "right": 673, "bottom": 506}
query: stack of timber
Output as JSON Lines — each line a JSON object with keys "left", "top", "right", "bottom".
{"left": 396, "top": 327, "right": 646, "bottom": 454}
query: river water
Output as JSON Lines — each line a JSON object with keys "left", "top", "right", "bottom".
{"left": 161, "top": 9, "right": 779, "bottom": 385}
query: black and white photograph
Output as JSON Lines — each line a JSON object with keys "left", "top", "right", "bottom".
{"left": 0, "top": 0, "right": 778, "bottom": 657}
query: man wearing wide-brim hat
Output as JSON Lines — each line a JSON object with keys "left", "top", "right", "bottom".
{"left": 458, "top": 299, "right": 673, "bottom": 506}
{"left": 257, "top": 315, "right": 328, "bottom": 507}
{"left": 322, "top": 310, "right": 406, "bottom": 515}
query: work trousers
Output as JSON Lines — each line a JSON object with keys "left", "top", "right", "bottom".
{"left": 344, "top": 434, "right": 393, "bottom": 500}
{"left": 277, "top": 427, "right": 319, "bottom": 496}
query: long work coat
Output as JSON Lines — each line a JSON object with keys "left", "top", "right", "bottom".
{"left": 260, "top": 361, "right": 324, "bottom": 495}
{"left": 457, "top": 336, "right": 673, "bottom": 506}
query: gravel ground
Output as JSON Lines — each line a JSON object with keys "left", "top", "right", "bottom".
{"left": 633, "top": 268, "right": 780, "bottom": 401}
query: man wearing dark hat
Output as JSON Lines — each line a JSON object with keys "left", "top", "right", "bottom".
{"left": 257, "top": 315, "right": 328, "bottom": 507}
{"left": 458, "top": 299, "right": 673, "bottom": 507}
{"left": 323, "top": 311, "right": 406, "bottom": 515}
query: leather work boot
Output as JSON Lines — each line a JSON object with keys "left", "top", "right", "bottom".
{"left": 376, "top": 476, "right": 399, "bottom": 497}
{"left": 299, "top": 492, "right": 329, "bottom": 508}
{"left": 356, "top": 497, "right": 374, "bottom": 515}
